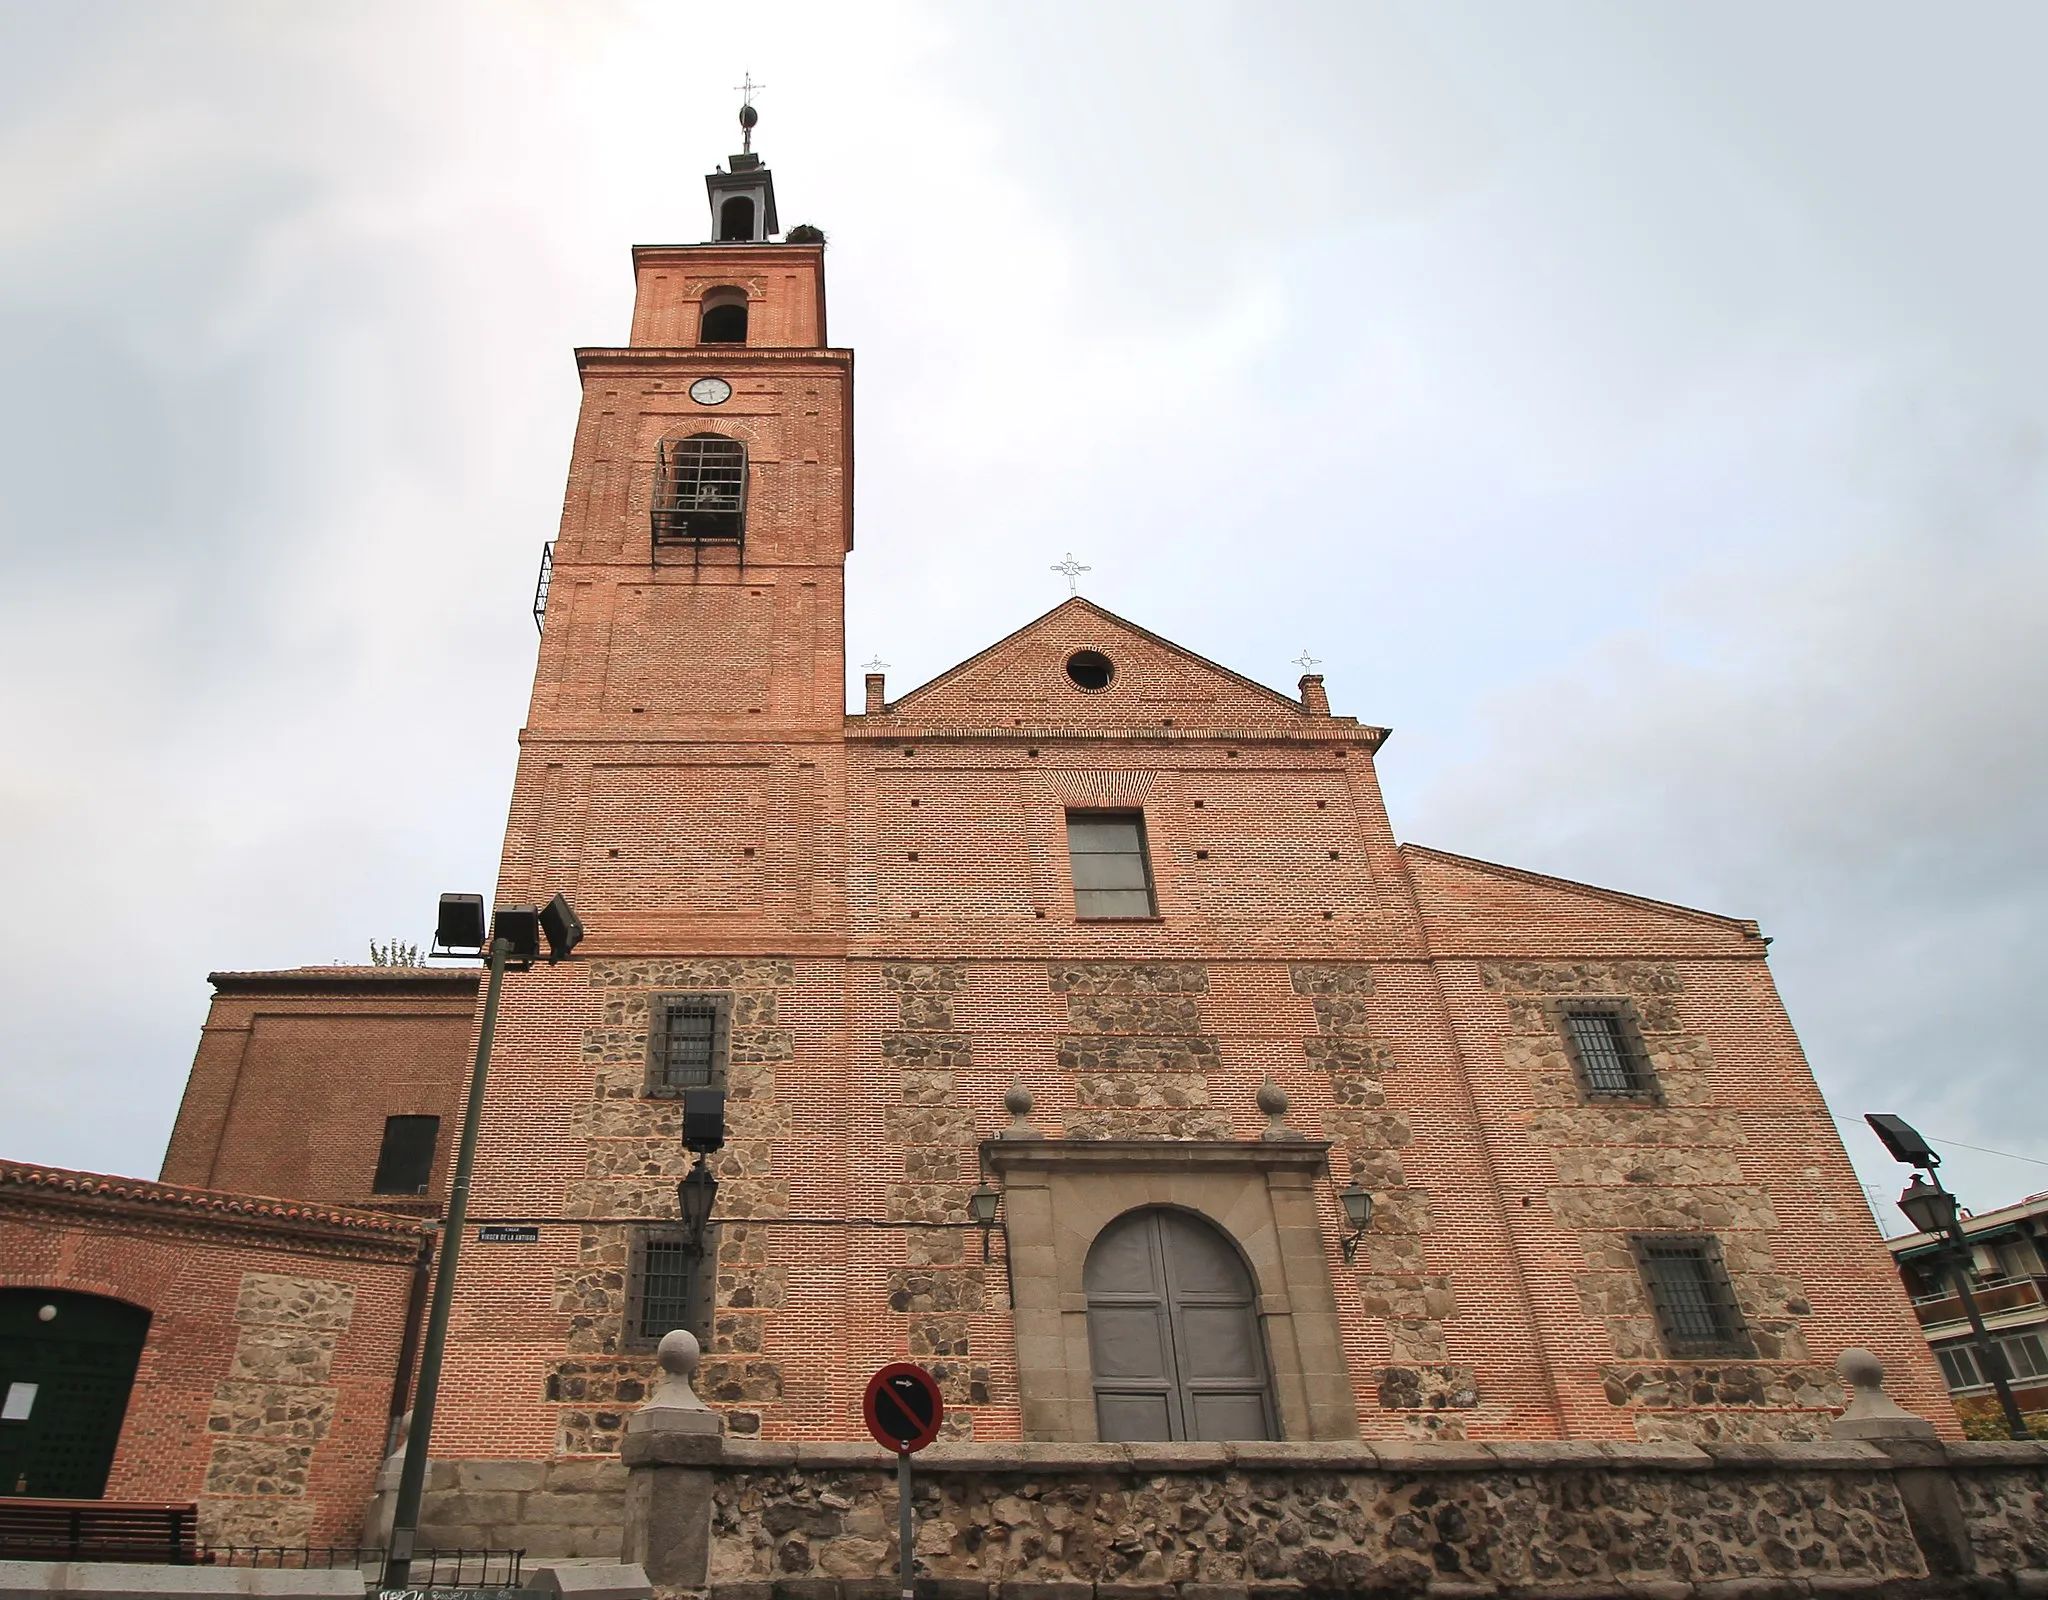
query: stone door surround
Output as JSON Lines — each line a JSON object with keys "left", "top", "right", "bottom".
{"left": 984, "top": 1139, "right": 1359, "bottom": 1442}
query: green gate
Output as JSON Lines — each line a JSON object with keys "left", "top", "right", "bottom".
{"left": 1, "top": 1290, "right": 152, "bottom": 1498}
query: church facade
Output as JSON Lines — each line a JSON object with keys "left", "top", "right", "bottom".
{"left": 0, "top": 128, "right": 1953, "bottom": 1546}
{"left": 416, "top": 137, "right": 1946, "bottom": 1465}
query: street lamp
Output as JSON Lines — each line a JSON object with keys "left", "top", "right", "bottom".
{"left": 677, "top": 1157, "right": 720, "bottom": 1252}
{"left": 382, "top": 892, "right": 584, "bottom": 1589}
{"left": 1337, "top": 1171, "right": 1374, "bottom": 1265}
{"left": 1866, "top": 1112, "right": 2032, "bottom": 1440}
{"left": 967, "top": 1182, "right": 1002, "bottom": 1261}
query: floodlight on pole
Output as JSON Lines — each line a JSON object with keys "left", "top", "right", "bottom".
{"left": 1866, "top": 1113, "right": 1943, "bottom": 1171}
{"left": 383, "top": 892, "right": 584, "bottom": 1589}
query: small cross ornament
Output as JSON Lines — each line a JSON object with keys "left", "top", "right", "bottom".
{"left": 861, "top": 655, "right": 889, "bottom": 673}
{"left": 1292, "top": 650, "right": 1322, "bottom": 672}
{"left": 1051, "top": 553, "right": 1091, "bottom": 596}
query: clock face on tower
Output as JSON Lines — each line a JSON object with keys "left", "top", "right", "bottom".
{"left": 688, "top": 376, "right": 733, "bottom": 406}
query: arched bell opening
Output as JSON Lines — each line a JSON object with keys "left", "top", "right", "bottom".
{"left": 652, "top": 432, "right": 748, "bottom": 547}
{"left": 1083, "top": 1206, "right": 1278, "bottom": 1442}
{"left": 699, "top": 287, "right": 749, "bottom": 345}
{"left": 718, "top": 195, "right": 756, "bottom": 242}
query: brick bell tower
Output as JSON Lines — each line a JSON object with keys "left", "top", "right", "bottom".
{"left": 426, "top": 106, "right": 854, "bottom": 1466}
{"left": 497, "top": 112, "right": 851, "bottom": 946}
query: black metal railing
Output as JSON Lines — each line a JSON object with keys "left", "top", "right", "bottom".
{"left": 202, "top": 1545, "right": 524, "bottom": 1589}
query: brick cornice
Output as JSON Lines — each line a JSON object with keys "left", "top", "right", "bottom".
{"left": 0, "top": 1162, "right": 427, "bottom": 1263}
{"left": 207, "top": 966, "right": 481, "bottom": 998}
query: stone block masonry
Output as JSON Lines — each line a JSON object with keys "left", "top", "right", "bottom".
{"left": 617, "top": 1433, "right": 2048, "bottom": 1597}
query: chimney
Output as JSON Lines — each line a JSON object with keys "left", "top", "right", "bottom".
{"left": 1298, "top": 674, "right": 1329, "bottom": 716}
{"left": 864, "top": 673, "right": 886, "bottom": 714}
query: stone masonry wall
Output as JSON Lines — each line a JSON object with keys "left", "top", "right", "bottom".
{"left": 664, "top": 1437, "right": 2048, "bottom": 1599}
{"left": 1293, "top": 963, "right": 1474, "bottom": 1441}
{"left": 1485, "top": 961, "right": 1830, "bottom": 1444}
{"left": 549, "top": 958, "right": 797, "bottom": 1454}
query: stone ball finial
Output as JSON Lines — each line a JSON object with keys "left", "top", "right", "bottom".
{"left": 1837, "top": 1348, "right": 1885, "bottom": 1391}
{"left": 999, "top": 1079, "right": 1043, "bottom": 1140}
{"left": 1258, "top": 1077, "right": 1302, "bottom": 1142}
{"left": 658, "top": 1328, "right": 702, "bottom": 1383}
{"left": 1829, "top": 1346, "right": 1937, "bottom": 1440}
{"left": 646, "top": 1328, "right": 709, "bottom": 1412}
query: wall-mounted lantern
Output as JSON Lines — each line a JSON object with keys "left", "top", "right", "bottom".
{"left": 1337, "top": 1173, "right": 1374, "bottom": 1265}
{"left": 677, "top": 1156, "right": 720, "bottom": 1254}
{"left": 968, "top": 1182, "right": 1002, "bottom": 1261}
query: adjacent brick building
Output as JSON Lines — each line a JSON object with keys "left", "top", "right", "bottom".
{"left": 0, "top": 126, "right": 1958, "bottom": 1546}
{"left": 0, "top": 1163, "right": 423, "bottom": 1540}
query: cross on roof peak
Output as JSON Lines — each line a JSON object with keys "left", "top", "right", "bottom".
{"left": 1051, "top": 553, "right": 1091, "bottom": 596}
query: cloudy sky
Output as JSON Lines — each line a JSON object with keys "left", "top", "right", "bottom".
{"left": 2, "top": 1, "right": 2043, "bottom": 1232}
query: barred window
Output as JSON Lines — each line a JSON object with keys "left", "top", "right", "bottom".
{"left": 1561, "top": 1004, "right": 1659, "bottom": 1100}
{"left": 1634, "top": 1236, "right": 1752, "bottom": 1358}
{"left": 652, "top": 433, "right": 747, "bottom": 544}
{"left": 1067, "top": 811, "right": 1157, "bottom": 919}
{"left": 648, "top": 994, "right": 730, "bottom": 1095}
{"left": 628, "top": 1229, "right": 709, "bottom": 1349}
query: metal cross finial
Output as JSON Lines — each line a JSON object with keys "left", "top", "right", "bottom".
{"left": 1051, "top": 553, "right": 1091, "bottom": 596}
{"left": 736, "top": 72, "right": 766, "bottom": 153}
{"left": 861, "top": 655, "right": 889, "bottom": 673}
{"left": 1292, "top": 650, "right": 1322, "bottom": 672}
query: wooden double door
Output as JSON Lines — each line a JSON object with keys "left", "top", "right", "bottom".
{"left": 1085, "top": 1207, "right": 1277, "bottom": 1442}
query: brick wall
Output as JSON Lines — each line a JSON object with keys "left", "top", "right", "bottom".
{"left": 0, "top": 1162, "right": 424, "bottom": 1542}
{"left": 161, "top": 967, "right": 479, "bottom": 1212}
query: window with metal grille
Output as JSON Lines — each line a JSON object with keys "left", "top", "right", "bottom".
{"left": 648, "top": 995, "right": 730, "bottom": 1096}
{"left": 652, "top": 433, "right": 747, "bottom": 544}
{"left": 1561, "top": 1004, "right": 1659, "bottom": 1099}
{"left": 1634, "top": 1235, "right": 1752, "bottom": 1357}
{"left": 371, "top": 1115, "right": 440, "bottom": 1195}
{"left": 1067, "top": 811, "right": 1157, "bottom": 919}
{"left": 629, "top": 1230, "right": 707, "bottom": 1348}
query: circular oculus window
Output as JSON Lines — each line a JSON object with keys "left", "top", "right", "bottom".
{"left": 1065, "top": 649, "right": 1114, "bottom": 691}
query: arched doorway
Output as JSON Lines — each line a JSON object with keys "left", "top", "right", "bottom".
{"left": 1, "top": 1290, "right": 151, "bottom": 1498}
{"left": 1084, "top": 1207, "right": 1276, "bottom": 1442}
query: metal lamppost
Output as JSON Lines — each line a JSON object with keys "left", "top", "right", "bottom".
{"left": 382, "top": 892, "right": 584, "bottom": 1590}
{"left": 1867, "top": 1113, "right": 2033, "bottom": 1440}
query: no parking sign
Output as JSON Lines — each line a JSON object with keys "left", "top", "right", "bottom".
{"left": 863, "top": 1361, "right": 945, "bottom": 1454}
{"left": 863, "top": 1362, "right": 944, "bottom": 1600}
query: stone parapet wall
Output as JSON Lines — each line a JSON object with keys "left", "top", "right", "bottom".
{"left": 620, "top": 1435, "right": 2048, "bottom": 1599}
{"left": 369, "top": 1457, "right": 630, "bottom": 1563}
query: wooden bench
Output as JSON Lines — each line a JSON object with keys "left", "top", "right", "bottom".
{"left": 0, "top": 1498, "right": 201, "bottom": 1564}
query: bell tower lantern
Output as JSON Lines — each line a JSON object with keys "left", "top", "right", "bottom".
{"left": 705, "top": 93, "right": 779, "bottom": 243}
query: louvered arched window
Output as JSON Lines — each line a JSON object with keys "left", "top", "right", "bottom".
{"left": 652, "top": 433, "right": 747, "bottom": 545}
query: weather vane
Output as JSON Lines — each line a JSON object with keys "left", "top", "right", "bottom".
{"left": 1292, "top": 650, "right": 1322, "bottom": 672}
{"left": 861, "top": 654, "right": 889, "bottom": 673}
{"left": 1051, "top": 553, "right": 1091, "bottom": 596}
{"left": 736, "top": 72, "right": 766, "bottom": 153}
